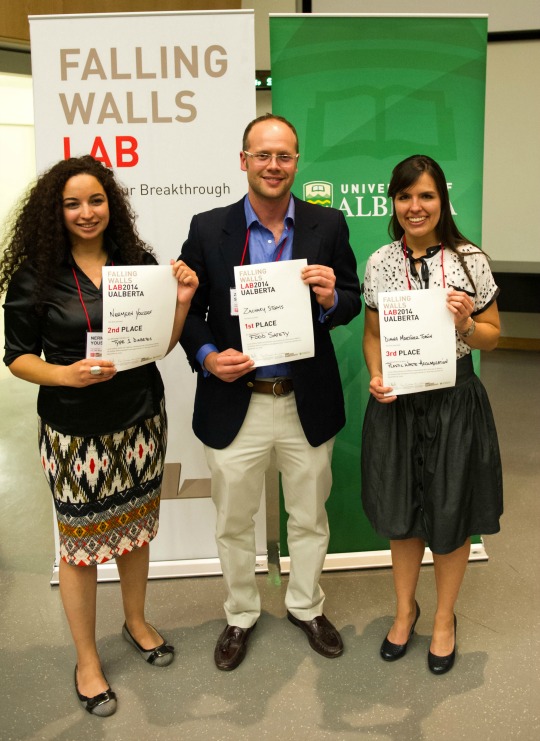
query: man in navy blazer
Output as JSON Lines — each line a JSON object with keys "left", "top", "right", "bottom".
{"left": 180, "top": 114, "right": 361, "bottom": 670}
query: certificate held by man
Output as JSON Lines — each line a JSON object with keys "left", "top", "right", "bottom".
{"left": 102, "top": 265, "right": 177, "bottom": 371}
{"left": 379, "top": 288, "right": 456, "bottom": 395}
{"left": 234, "top": 258, "right": 315, "bottom": 366}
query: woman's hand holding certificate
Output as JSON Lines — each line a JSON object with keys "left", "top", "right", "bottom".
{"left": 378, "top": 288, "right": 456, "bottom": 395}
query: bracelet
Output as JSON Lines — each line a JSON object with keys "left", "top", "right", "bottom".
{"left": 459, "top": 318, "right": 476, "bottom": 338}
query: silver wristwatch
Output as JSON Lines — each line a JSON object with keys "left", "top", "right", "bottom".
{"left": 459, "top": 319, "right": 476, "bottom": 338}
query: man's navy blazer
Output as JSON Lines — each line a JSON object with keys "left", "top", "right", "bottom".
{"left": 179, "top": 195, "right": 361, "bottom": 449}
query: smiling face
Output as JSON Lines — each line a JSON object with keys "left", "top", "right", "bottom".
{"left": 240, "top": 118, "right": 298, "bottom": 207}
{"left": 393, "top": 172, "right": 442, "bottom": 252}
{"left": 62, "top": 173, "right": 110, "bottom": 249}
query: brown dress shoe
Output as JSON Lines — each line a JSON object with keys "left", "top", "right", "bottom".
{"left": 214, "top": 623, "right": 256, "bottom": 671}
{"left": 287, "top": 611, "right": 344, "bottom": 658}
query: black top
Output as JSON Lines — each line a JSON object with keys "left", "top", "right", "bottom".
{"left": 3, "top": 244, "right": 164, "bottom": 436}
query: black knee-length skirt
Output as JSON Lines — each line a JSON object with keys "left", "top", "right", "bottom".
{"left": 39, "top": 399, "right": 167, "bottom": 566}
{"left": 361, "top": 354, "right": 503, "bottom": 555}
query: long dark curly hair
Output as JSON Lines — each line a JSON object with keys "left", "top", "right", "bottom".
{"left": 0, "top": 156, "right": 153, "bottom": 305}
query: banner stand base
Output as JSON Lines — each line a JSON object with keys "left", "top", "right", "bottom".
{"left": 49, "top": 542, "right": 486, "bottom": 585}
{"left": 49, "top": 556, "right": 270, "bottom": 586}
{"left": 280, "top": 540, "right": 488, "bottom": 574}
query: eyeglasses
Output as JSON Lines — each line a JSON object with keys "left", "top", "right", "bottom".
{"left": 243, "top": 151, "right": 299, "bottom": 166}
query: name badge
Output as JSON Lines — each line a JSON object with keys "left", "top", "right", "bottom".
{"left": 86, "top": 332, "right": 103, "bottom": 358}
{"left": 230, "top": 288, "right": 239, "bottom": 316}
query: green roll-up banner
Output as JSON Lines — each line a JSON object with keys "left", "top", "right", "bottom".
{"left": 270, "top": 14, "right": 488, "bottom": 560}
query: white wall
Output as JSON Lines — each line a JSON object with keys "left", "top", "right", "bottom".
{"left": 483, "top": 40, "right": 540, "bottom": 263}
{"left": 0, "top": 74, "right": 35, "bottom": 227}
{"left": 0, "top": 73, "right": 36, "bottom": 380}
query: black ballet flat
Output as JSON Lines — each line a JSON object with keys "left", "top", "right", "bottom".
{"left": 122, "top": 622, "right": 175, "bottom": 667}
{"left": 380, "top": 601, "right": 421, "bottom": 661}
{"left": 428, "top": 614, "right": 457, "bottom": 675}
{"left": 74, "top": 666, "right": 117, "bottom": 717}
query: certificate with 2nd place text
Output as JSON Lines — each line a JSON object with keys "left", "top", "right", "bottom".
{"left": 101, "top": 265, "right": 177, "bottom": 371}
{"left": 379, "top": 288, "right": 456, "bottom": 395}
{"left": 234, "top": 259, "right": 315, "bottom": 366}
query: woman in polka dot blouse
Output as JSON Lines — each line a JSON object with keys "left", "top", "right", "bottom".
{"left": 361, "top": 154, "right": 503, "bottom": 675}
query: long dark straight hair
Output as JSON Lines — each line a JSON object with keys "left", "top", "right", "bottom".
{"left": 388, "top": 154, "right": 482, "bottom": 290}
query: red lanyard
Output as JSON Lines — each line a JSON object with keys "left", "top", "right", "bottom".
{"left": 402, "top": 236, "right": 445, "bottom": 290}
{"left": 72, "top": 261, "right": 114, "bottom": 332}
{"left": 72, "top": 267, "right": 93, "bottom": 332}
{"left": 239, "top": 227, "right": 287, "bottom": 266}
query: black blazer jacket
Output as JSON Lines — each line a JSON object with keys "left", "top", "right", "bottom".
{"left": 179, "top": 195, "right": 361, "bottom": 449}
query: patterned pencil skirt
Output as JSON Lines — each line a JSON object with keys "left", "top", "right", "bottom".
{"left": 39, "top": 399, "right": 167, "bottom": 566}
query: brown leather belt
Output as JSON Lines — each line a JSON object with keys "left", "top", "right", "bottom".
{"left": 248, "top": 378, "right": 294, "bottom": 397}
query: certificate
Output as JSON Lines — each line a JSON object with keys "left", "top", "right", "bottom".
{"left": 234, "top": 259, "right": 314, "bottom": 366}
{"left": 102, "top": 265, "right": 177, "bottom": 371}
{"left": 379, "top": 289, "right": 456, "bottom": 395}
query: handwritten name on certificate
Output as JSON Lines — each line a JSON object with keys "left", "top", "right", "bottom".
{"left": 102, "top": 265, "right": 177, "bottom": 371}
{"left": 234, "top": 259, "right": 314, "bottom": 366}
{"left": 379, "top": 289, "right": 456, "bottom": 395}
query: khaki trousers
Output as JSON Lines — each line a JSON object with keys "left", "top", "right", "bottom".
{"left": 205, "top": 391, "right": 335, "bottom": 628}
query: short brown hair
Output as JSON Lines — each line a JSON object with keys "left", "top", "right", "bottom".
{"left": 242, "top": 113, "right": 299, "bottom": 153}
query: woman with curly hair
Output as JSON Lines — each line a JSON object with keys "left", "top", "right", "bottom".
{"left": 1, "top": 156, "right": 198, "bottom": 716}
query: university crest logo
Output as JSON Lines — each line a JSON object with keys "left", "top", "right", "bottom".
{"left": 303, "top": 181, "right": 333, "bottom": 208}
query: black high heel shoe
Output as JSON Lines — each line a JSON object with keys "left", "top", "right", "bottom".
{"left": 380, "top": 601, "right": 421, "bottom": 661}
{"left": 74, "top": 666, "right": 117, "bottom": 717}
{"left": 428, "top": 614, "right": 457, "bottom": 675}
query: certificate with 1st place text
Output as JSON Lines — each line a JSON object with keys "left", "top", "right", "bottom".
{"left": 102, "top": 265, "right": 177, "bottom": 371}
{"left": 379, "top": 289, "right": 456, "bottom": 395}
{"left": 234, "top": 259, "right": 314, "bottom": 366}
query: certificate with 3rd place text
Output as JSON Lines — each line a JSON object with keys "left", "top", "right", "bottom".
{"left": 234, "top": 259, "right": 314, "bottom": 366}
{"left": 379, "top": 289, "right": 456, "bottom": 395}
